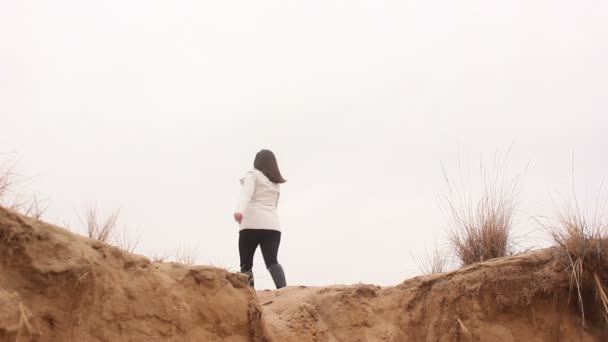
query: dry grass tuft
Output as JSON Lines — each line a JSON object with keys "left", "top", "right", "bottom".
{"left": 175, "top": 245, "right": 199, "bottom": 266}
{"left": 545, "top": 193, "right": 608, "bottom": 327}
{"left": 84, "top": 206, "right": 120, "bottom": 243}
{"left": 414, "top": 240, "right": 449, "bottom": 275}
{"left": 11, "top": 195, "right": 47, "bottom": 219}
{"left": 81, "top": 206, "right": 142, "bottom": 253}
{"left": 150, "top": 252, "right": 170, "bottom": 263}
{"left": 440, "top": 150, "right": 523, "bottom": 266}
{"left": 113, "top": 227, "right": 141, "bottom": 254}
{"left": 0, "top": 159, "right": 18, "bottom": 200}
{"left": 0, "top": 158, "right": 48, "bottom": 219}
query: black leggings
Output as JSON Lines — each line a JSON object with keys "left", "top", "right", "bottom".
{"left": 239, "top": 229, "right": 281, "bottom": 272}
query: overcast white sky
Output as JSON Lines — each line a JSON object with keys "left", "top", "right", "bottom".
{"left": 1, "top": 1, "right": 607, "bottom": 289}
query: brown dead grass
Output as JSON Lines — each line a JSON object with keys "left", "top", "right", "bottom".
{"left": 545, "top": 192, "right": 608, "bottom": 327}
{"left": 440, "top": 150, "right": 523, "bottom": 266}
{"left": 0, "top": 158, "right": 47, "bottom": 219}
{"left": 0, "top": 159, "right": 18, "bottom": 201}
{"left": 113, "top": 226, "right": 141, "bottom": 254}
{"left": 84, "top": 206, "right": 120, "bottom": 243}
{"left": 81, "top": 206, "right": 142, "bottom": 253}
{"left": 414, "top": 240, "right": 449, "bottom": 275}
{"left": 149, "top": 252, "right": 170, "bottom": 263}
{"left": 174, "top": 245, "right": 199, "bottom": 265}
{"left": 10, "top": 195, "right": 47, "bottom": 220}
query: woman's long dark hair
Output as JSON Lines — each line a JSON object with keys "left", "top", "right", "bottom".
{"left": 254, "top": 149, "right": 286, "bottom": 184}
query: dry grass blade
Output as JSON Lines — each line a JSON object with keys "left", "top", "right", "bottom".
{"left": 456, "top": 317, "right": 473, "bottom": 342}
{"left": 16, "top": 301, "right": 38, "bottom": 341}
{"left": 567, "top": 255, "right": 585, "bottom": 325}
{"left": 593, "top": 272, "right": 608, "bottom": 325}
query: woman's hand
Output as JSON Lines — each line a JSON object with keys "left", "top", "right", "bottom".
{"left": 234, "top": 212, "right": 243, "bottom": 224}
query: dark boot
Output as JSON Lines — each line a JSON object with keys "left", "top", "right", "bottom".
{"left": 267, "top": 264, "right": 286, "bottom": 289}
{"left": 242, "top": 270, "right": 254, "bottom": 288}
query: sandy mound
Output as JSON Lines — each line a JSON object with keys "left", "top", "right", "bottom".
{"left": 1, "top": 206, "right": 607, "bottom": 341}
{"left": 259, "top": 252, "right": 607, "bottom": 341}
{"left": 0, "top": 208, "right": 266, "bottom": 342}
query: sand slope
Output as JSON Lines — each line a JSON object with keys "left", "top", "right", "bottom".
{"left": 259, "top": 252, "right": 607, "bottom": 341}
{"left": 1, "top": 207, "right": 607, "bottom": 341}
{"left": 0, "top": 208, "right": 266, "bottom": 342}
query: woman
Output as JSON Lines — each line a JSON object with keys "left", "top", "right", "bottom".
{"left": 234, "top": 149, "right": 287, "bottom": 289}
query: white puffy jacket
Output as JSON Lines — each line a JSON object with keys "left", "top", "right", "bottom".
{"left": 236, "top": 169, "right": 281, "bottom": 231}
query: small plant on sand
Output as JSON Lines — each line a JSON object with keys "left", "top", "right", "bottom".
{"left": 11, "top": 195, "right": 47, "bottom": 219}
{"left": 544, "top": 193, "right": 608, "bottom": 327}
{"left": 84, "top": 206, "right": 120, "bottom": 243}
{"left": 0, "top": 159, "right": 17, "bottom": 201}
{"left": 0, "top": 158, "right": 47, "bottom": 218}
{"left": 440, "top": 150, "right": 523, "bottom": 266}
{"left": 414, "top": 239, "right": 449, "bottom": 275}
{"left": 81, "top": 205, "right": 142, "bottom": 253}
{"left": 174, "top": 244, "right": 199, "bottom": 266}
{"left": 149, "top": 252, "right": 170, "bottom": 263}
{"left": 113, "top": 226, "right": 141, "bottom": 254}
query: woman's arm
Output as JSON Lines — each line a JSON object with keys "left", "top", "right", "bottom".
{"left": 235, "top": 172, "right": 256, "bottom": 223}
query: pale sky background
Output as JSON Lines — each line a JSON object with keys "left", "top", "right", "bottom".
{"left": 1, "top": 1, "right": 607, "bottom": 289}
